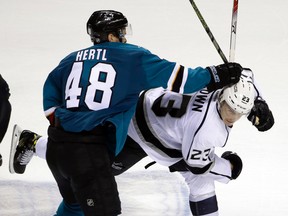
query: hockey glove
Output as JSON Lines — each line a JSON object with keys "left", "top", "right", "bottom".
{"left": 0, "top": 153, "right": 2, "bottom": 166}
{"left": 221, "top": 151, "right": 243, "bottom": 180}
{"left": 247, "top": 99, "right": 274, "bottom": 132}
{"left": 206, "top": 62, "right": 242, "bottom": 92}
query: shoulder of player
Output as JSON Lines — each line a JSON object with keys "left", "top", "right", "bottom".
{"left": 99, "top": 42, "right": 153, "bottom": 55}
{"left": 111, "top": 42, "right": 151, "bottom": 54}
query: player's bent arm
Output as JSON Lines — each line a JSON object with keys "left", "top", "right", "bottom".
{"left": 184, "top": 151, "right": 233, "bottom": 183}
{"left": 184, "top": 145, "right": 238, "bottom": 183}
{"left": 142, "top": 51, "right": 242, "bottom": 94}
{"left": 184, "top": 147, "right": 217, "bottom": 176}
{"left": 204, "top": 151, "right": 243, "bottom": 183}
{"left": 208, "top": 155, "right": 233, "bottom": 183}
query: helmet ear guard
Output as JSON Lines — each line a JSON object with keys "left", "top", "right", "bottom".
{"left": 219, "top": 76, "right": 255, "bottom": 114}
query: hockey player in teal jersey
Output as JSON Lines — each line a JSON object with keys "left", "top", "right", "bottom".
{"left": 17, "top": 10, "right": 243, "bottom": 216}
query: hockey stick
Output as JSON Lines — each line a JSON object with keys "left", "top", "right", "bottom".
{"left": 188, "top": 0, "right": 228, "bottom": 64}
{"left": 229, "top": 0, "right": 239, "bottom": 62}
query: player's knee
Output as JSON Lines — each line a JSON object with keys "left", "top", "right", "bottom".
{"left": 189, "top": 195, "right": 218, "bottom": 216}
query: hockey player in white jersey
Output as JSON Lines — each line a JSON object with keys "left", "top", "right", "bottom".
{"left": 10, "top": 69, "right": 274, "bottom": 215}
{"left": 123, "top": 70, "right": 255, "bottom": 215}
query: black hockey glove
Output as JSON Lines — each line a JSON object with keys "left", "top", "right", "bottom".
{"left": 0, "top": 153, "right": 2, "bottom": 166}
{"left": 0, "top": 75, "right": 10, "bottom": 100}
{"left": 221, "top": 151, "right": 243, "bottom": 180}
{"left": 206, "top": 62, "right": 242, "bottom": 92}
{"left": 247, "top": 99, "right": 274, "bottom": 132}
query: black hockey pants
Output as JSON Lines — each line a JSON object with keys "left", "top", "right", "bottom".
{"left": 46, "top": 126, "right": 121, "bottom": 216}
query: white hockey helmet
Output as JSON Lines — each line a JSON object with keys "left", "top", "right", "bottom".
{"left": 219, "top": 76, "right": 255, "bottom": 114}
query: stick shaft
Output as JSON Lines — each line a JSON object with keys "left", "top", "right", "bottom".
{"left": 229, "top": 0, "right": 239, "bottom": 62}
{"left": 188, "top": 0, "right": 228, "bottom": 63}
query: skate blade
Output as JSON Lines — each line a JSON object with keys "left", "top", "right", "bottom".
{"left": 9, "top": 124, "right": 23, "bottom": 174}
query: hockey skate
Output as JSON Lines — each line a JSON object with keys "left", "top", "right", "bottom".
{"left": 9, "top": 125, "right": 41, "bottom": 174}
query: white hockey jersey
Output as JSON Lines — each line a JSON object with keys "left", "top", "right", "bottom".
{"left": 128, "top": 69, "right": 260, "bottom": 184}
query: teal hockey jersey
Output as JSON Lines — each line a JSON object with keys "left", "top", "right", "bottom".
{"left": 43, "top": 42, "right": 211, "bottom": 155}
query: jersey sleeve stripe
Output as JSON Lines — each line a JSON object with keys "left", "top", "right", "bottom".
{"left": 167, "top": 64, "right": 187, "bottom": 93}
{"left": 209, "top": 171, "right": 232, "bottom": 180}
{"left": 171, "top": 65, "right": 184, "bottom": 92}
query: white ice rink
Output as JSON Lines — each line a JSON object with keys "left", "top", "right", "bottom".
{"left": 0, "top": 0, "right": 288, "bottom": 215}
